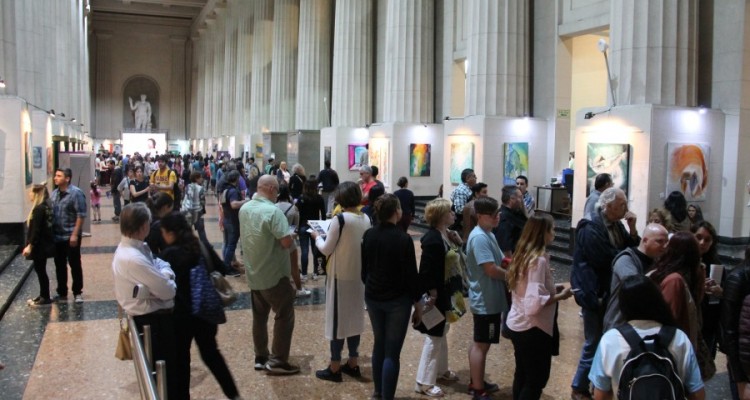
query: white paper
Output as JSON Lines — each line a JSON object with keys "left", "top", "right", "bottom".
{"left": 710, "top": 264, "right": 724, "bottom": 284}
{"left": 308, "top": 220, "right": 331, "bottom": 237}
{"left": 419, "top": 297, "right": 445, "bottom": 330}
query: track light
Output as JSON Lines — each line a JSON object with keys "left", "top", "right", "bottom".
{"left": 698, "top": 107, "right": 707, "bottom": 115}
{"left": 71, "top": 117, "right": 77, "bottom": 123}
{"left": 60, "top": 113, "right": 66, "bottom": 118}
{"left": 0, "top": 77, "right": 5, "bottom": 88}
{"left": 49, "top": 109, "right": 56, "bottom": 117}
{"left": 584, "top": 112, "right": 594, "bottom": 120}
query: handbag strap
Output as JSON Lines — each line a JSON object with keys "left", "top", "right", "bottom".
{"left": 198, "top": 242, "right": 215, "bottom": 274}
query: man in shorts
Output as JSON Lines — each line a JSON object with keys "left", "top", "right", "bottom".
{"left": 465, "top": 196, "right": 508, "bottom": 400}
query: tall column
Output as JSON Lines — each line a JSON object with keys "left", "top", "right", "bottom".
{"left": 94, "top": 31, "right": 112, "bottom": 138}
{"left": 223, "top": 7, "right": 238, "bottom": 137}
{"left": 382, "top": 0, "right": 433, "bottom": 123}
{"left": 169, "top": 36, "right": 187, "bottom": 139}
{"left": 204, "top": 21, "right": 216, "bottom": 139}
{"left": 295, "top": 0, "right": 332, "bottom": 130}
{"left": 610, "top": 0, "right": 697, "bottom": 106}
{"left": 212, "top": 11, "right": 226, "bottom": 136}
{"left": 234, "top": 1, "right": 254, "bottom": 149}
{"left": 466, "top": 0, "right": 529, "bottom": 117}
{"left": 249, "top": 0, "right": 274, "bottom": 136}
{"left": 269, "top": 0, "right": 299, "bottom": 133}
{"left": 331, "top": 0, "right": 374, "bottom": 127}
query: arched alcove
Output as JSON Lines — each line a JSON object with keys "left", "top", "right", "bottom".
{"left": 122, "top": 76, "right": 160, "bottom": 130}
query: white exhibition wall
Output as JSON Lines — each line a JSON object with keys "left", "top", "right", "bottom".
{"left": 0, "top": 99, "right": 26, "bottom": 223}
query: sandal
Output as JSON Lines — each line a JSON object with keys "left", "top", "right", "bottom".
{"left": 439, "top": 370, "right": 459, "bottom": 382}
{"left": 415, "top": 383, "right": 444, "bottom": 398}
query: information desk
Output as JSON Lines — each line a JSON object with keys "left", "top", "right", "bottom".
{"left": 535, "top": 186, "right": 570, "bottom": 216}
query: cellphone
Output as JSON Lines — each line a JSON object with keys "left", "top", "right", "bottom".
{"left": 132, "top": 285, "right": 140, "bottom": 298}
{"left": 571, "top": 288, "right": 581, "bottom": 292}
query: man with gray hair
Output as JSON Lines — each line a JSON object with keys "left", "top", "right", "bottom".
{"left": 603, "top": 223, "right": 669, "bottom": 330}
{"left": 569, "top": 187, "right": 639, "bottom": 400}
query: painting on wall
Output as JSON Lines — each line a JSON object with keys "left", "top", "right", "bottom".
{"left": 666, "top": 143, "right": 710, "bottom": 201}
{"left": 409, "top": 143, "right": 431, "bottom": 177}
{"left": 47, "top": 147, "right": 53, "bottom": 176}
{"left": 24, "top": 132, "right": 32, "bottom": 185}
{"left": 450, "top": 142, "right": 474, "bottom": 184}
{"left": 33, "top": 146, "right": 42, "bottom": 168}
{"left": 586, "top": 143, "right": 630, "bottom": 196}
{"left": 348, "top": 143, "right": 368, "bottom": 171}
{"left": 369, "top": 138, "right": 390, "bottom": 186}
{"left": 324, "top": 146, "right": 331, "bottom": 164}
{"left": 503, "top": 142, "right": 529, "bottom": 185}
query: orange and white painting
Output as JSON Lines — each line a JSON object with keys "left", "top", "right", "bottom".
{"left": 666, "top": 143, "right": 709, "bottom": 201}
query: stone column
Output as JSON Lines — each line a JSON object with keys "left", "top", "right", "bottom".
{"left": 295, "top": 0, "right": 332, "bottom": 130}
{"left": 269, "top": 0, "right": 299, "bottom": 133}
{"left": 466, "top": 0, "right": 529, "bottom": 117}
{"left": 234, "top": 1, "right": 254, "bottom": 149}
{"left": 212, "top": 11, "right": 226, "bottom": 136}
{"left": 610, "top": 0, "right": 697, "bottom": 106}
{"left": 223, "top": 6, "right": 238, "bottom": 137}
{"left": 169, "top": 36, "right": 186, "bottom": 139}
{"left": 203, "top": 20, "right": 216, "bottom": 138}
{"left": 94, "top": 31, "right": 112, "bottom": 138}
{"left": 331, "top": 0, "right": 374, "bottom": 127}
{"left": 249, "top": 0, "right": 274, "bottom": 136}
{"left": 382, "top": 0, "right": 434, "bottom": 123}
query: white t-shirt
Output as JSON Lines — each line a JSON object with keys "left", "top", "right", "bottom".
{"left": 589, "top": 319, "right": 704, "bottom": 395}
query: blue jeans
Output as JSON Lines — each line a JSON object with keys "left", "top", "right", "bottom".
{"left": 330, "top": 335, "right": 360, "bottom": 362}
{"left": 298, "top": 228, "right": 321, "bottom": 276}
{"left": 112, "top": 190, "right": 121, "bottom": 217}
{"left": 571, "top": 307, "right": 604, "bottom": 392}
{"left": 222, "top": 221, "right": 239, "bottom": 271}
{"left": 366, "top": 295, "right": 413, "bottom": 400}
{"left": 194, "top": 215, "right": 211, "bottom": 250}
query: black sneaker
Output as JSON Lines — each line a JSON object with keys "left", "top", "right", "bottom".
{"left": 27, "top": 297, "right": 52, "bottom": 307}
{"left": 468, "top": 381, "right": 499, "bottom": 395}
{"left": 265, "top": 361, "right": 300, "bottom": 375}
{"left": 315, "top": 366, "right": 342, "bottom": 382}
{"left": 52, "top": 295, "right": 68, "bottom": 302}
{"left": 340, "top": 363, "right": 361, "bottom": 378}
{"left": 254, "top": 357, "right": 268, "bottom": 371}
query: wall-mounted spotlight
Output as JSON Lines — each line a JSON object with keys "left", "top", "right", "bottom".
{"left": 49, "top": 109, "right": 56, "bottom": 117}
{"left": 0, "top": 76, "right": 5, "bottom": 88}
{"left": 365, "top": 123, "right": 371, "bottom": 128}
{"left": 423, "top": 123, "right": 427, "bottom": 127}
{"left": 444, "top": 116, "right": 450, "bottom": 121}
{"left": 60, "top": 113, "right": 66, "bottom": 118}
{"left": 71, "top": 117, "right": 77, "bottom": 123}
{"left": 698, "top": 107, "right": 707, "bottom": 115}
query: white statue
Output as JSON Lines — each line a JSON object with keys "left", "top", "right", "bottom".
{"left": 128, "top": 94, "right": 152, "bottom": 130}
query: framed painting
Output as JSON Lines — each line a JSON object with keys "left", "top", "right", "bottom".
{"left": 586, "top": 143, "right": 630, "bottom": 196}
{"left": 24, "top": 132, "right": 32, "bottom": 185}
{"left": 666, "top": 143, "right": 709, "bottom": 201}
{"left": 324, "top": 146, "right": 331, "bottom": 164}
{"left": 503, "top": 142, "right": 529, "bottom": 185}
{"left": 409, "top": 143, "right": 431, "bottom": 177}
{"left": 369, "top": 138, "right": 390, "bottom": 186}
{"left": 348, "top": 144, "right": 368, "bottom": 171}
{"left": 33, "top": 146, "right": 43, "bottom": 168}
{"left": 450, "top": 142, "right": 474, "bottom": 184}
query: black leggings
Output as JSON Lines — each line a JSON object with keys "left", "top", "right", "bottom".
{"left": 32, "top": 254, "right": 50, "bottom": 299}
{"left": 509, "top": 327, "right": 553, "bottom": 400}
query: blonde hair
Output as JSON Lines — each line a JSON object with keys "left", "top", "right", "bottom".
{"left": 27, "top": 184, "right": 50, "bottom": 226}
{"left": 424, "top": 198, "right": 452, "bottom": 227}
{"left": 507, "top": 213, "right": 554, "bottom": 291}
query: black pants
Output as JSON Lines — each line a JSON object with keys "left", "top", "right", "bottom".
{"left": 32, "top": 254, "right": 50, "bottom": 299}
{"left": 133, "top": 311, "right": 183, "bottom": 400}
{"left": 509, "top": 327, "right": 553, "bottom": 400}
{"left": 53, "top": 238, "right": 83, "bottom": 297}
{"left": 174, "top": 315, "right": 239, "bottom": 399}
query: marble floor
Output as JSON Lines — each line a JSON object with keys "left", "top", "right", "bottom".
{"left": 0, "top": 194, "right": 734, "bottom": 399}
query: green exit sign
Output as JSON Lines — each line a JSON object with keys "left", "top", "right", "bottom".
{"left": 557, "top": 109, "right": 570, "bottom": 118}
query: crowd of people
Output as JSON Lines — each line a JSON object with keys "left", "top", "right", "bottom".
{"left": 23, "top": 152, "right": 750, "bottom": 400}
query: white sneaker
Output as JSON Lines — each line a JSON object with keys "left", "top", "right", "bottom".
{"left": 296, "top": 288, "right": 311, "bottom": 297}
{"left": 300, "top": 274, "right": 308, "bottom": 282}
{"left": 312, "top": 273, "right": 318, "bottom": 281}
{"left": 74, "top": 294, "right": 84, "bottom": 303}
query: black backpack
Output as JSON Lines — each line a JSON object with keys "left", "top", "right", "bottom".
{"left": 616, "top": 324, "right": 685, "bottom": 400}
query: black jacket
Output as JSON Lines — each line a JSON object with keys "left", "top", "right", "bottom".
{"left": 417, "top": 229, "right": 450, "bottom": 336}
{"left": 361, "top": 222, "right": 420, "bottom": 302}
{"left": 494, "top": 205, "right": 527, "bottom": 254}
{"left": 721, "top": 265, "right": 750, "bottom": 382}
{"left": 570, "top": 211, "right": 639, "bottom": 311}
{"left": 26, "top": 202, "right": 54, "bottom": 259}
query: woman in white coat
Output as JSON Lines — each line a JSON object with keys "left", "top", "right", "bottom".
{"left": 311, "top": 181, "right": 372, "bottom": 382}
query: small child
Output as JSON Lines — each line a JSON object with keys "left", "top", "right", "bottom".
{"left": 90, "top": 182, "right": 101, "bottom": 222}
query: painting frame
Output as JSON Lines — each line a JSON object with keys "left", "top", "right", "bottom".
{"left": 503, "top": 142, "right": 529, "bottom": 185}
{"left": 450, "top": 142, "right": 474, "bottom": 185}
{"left": 586, "top": 143, "right": 630, "bottom": 196}
{"left": 33, "top": 146, "right": 42, "bottom": 168}
{"left": 665, "top": 142, "right": 710, "bottom": 202}
{"left": 409, "top": 143, "right": 431, "bottom": 177}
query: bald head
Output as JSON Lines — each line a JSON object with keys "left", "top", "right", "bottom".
{"left": 639, "top": 223, "right": 669, "bottom": 258}
{"left": 257, "top": 175, "right": 279, "bottom": 200}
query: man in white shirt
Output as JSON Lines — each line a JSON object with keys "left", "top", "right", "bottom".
{"left": 112, "top": 203, "right": 181, "bottom": 397}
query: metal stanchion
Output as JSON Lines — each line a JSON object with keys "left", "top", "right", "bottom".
{"left": 156, "top": 360, "right": 167, "bottom": 400}
{"left": 143, "top": 325, "right": 153, "bottom": 365}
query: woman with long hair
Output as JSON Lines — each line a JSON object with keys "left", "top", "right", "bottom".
{"left": 692, "top": 220, "right": 723, "bottom": 358}
{"left": 296, "top": 178, "right": 326, "bottom": 280}
{"left": 664, "top": 191, "right": 690, "bottom": 232}
{"left": 590, "top": 274, "right": 705, "bottom": 400}
{"left": 311, "top": 181, "right": 372, "bottom": 382}
{"left": 688, "top": 204, "right": 704, "bottom": 227}
{"left": 414, "top": 198, "right": 464, "bottom": 397}
{"left": 159, "top": 212, "right": 241, "bottom": 400}
{"left": 22, "top": 184, "right": 55, "bottom": 306}
{"left": 649, "top": 231, "right": 714, "bottom": 379}
{"left": 361, "top": 194, "right": 421, "bottom": 399}
{"left": 506, "top": 214, "right": 573, "bottom": 399}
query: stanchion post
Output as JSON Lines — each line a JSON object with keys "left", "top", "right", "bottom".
{"left": 156, "top": 360, "right": 167, "bottom": 400}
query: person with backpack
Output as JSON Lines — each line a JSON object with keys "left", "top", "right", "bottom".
{"left": 150, "top": 155, "right": 177, "bottom": 203}
{"left": 589, "top": 274, "right": 705, "bottom": 400}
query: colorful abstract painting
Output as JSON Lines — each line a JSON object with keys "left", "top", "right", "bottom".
{"left": 409, "top": 143, "right": 431, "bottom": 177}
{"left": 369, "top": 139, "right": 390, "bottom": 187}
{"left": 666, "top": 143, "right": 709, "bottom": 201}
{"left": 348, "top": 144, "right": 368, "bottom": 171}
{"left": 503, "top": 142, "right": 529, "bottom": 185}
{"left": 450, "top": 142, "right": 474, "bottom": 184}
{"left": 586, "top": 143, "right": 630, "bottom": 196}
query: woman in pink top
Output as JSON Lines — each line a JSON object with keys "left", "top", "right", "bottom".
{"left": 506, "top": 213, "right": 573, "bottom": 399}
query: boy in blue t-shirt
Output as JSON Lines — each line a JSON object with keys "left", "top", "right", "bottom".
{"left": 465, "top": 196, "right": 509, "bottom": 400}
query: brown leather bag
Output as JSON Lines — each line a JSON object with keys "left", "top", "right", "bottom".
{"left": 114, "top": 306, "right": 132, "bottom": 361}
